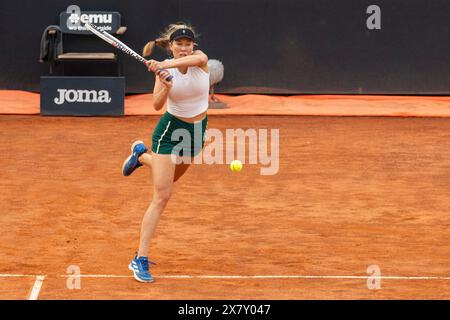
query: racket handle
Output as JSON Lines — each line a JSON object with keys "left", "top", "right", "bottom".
{"left": 156, "top": 69, "right": 173, "bottom": 82}
{"left": 144, "top": 60, "right": 173, "bottom": 81}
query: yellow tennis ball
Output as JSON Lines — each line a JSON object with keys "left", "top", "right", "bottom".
{"left": 230, "top": 160, "right": 243, "bottom": 172}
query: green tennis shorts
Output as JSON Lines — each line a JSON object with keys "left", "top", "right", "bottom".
{"left": 152, "top": 111, "right": 208, "bottom": 157}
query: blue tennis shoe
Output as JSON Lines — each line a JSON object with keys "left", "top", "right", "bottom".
{"left": 122, "top": 140, "right": 148, "bottom": 176}
{"left": 128, "top": 255, "right": 156, "bottom": 283}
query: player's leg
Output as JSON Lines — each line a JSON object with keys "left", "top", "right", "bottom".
{"left": 138, "top": 152, "right": 192, "bottom": 182}
{"left": 129, "top": 153, "right": 175, "bottom": 282}
{"left": 138, "top": 152, "right": 152, "bottom": 167}
{"left": 171, "top": 115, "right": 207, "bottom": 182}
{"left": 137, "top": 153, "right": 176, "bottom": 257}
{"left": 171, "top": 116, "right": 207, "bottom": 182}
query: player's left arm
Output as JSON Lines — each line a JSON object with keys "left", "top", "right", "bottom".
{"left": 161, "top": 50, "right": 208, "bottom": 70}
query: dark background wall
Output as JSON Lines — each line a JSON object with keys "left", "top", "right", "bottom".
{"left": 0, "top": 0, "right": 448, "bottom": 94}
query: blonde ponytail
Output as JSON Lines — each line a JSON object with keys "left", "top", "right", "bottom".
{"left": 142, "top": 41, "right": 155, "bottom": 57}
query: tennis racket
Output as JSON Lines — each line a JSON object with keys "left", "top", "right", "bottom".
{"left": 84, "top": 22, "right": 172, "bottom": 81}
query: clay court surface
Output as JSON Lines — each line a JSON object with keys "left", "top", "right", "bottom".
{"left": 1, "top": 114, "right": 450, "bottom": 299}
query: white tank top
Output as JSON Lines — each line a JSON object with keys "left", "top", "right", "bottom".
{"left": 165, "top": 59, "right": 210, "bottom": 118}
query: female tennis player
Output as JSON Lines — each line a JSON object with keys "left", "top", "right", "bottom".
{"left": 122, "top": 22, "right": 209, "bottom": 282}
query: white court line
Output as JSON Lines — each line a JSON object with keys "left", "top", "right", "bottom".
{"left": 0, "top": 274, "right": 43, "bottom": 278}
{"left": 2, "top": 273, "right": 450, "bottom": 281}
{"left": 27, "top": 275, "right": 45, "bottom": 300}
{"left": 58, "top": 274, "right": 450, "bottom": 280}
